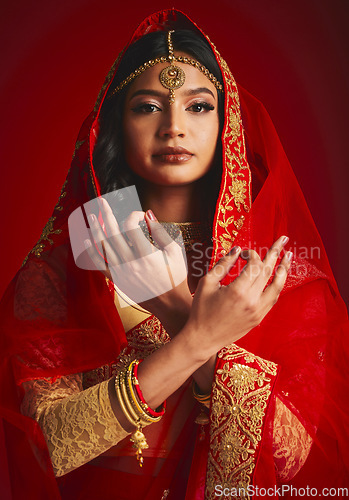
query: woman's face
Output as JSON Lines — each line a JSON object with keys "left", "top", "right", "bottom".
{"left": 122, "top": 55, "right": 220, "bottom": 187}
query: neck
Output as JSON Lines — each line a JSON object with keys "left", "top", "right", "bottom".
{"left": 137, "top": 181, "right": 203, "bottom": 222}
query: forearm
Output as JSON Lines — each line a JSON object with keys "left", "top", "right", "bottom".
{"left": 143, "top": 285, "right": 192, "bottom": 337}
{"left": 21, "top": 322, "right": 213, "bottom": 476}
{"left": 147, "top": 296, "right": 216, "bottom": 398}
{"left": 21, "top": 376, "right": 129, "bottom": 477}
{"left": 111, "top": 323, "right": 211, "bottom": 421}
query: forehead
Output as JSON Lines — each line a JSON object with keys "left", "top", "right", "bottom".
{"left": 125, "top": 58, "right": 218, "bottom": 100}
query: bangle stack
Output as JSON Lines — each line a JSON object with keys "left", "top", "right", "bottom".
{"left": 192, "top": 381, "right": 211, "bottom": 409}
{"left": 192, "top": 381, "right": 211, "bottom": 441}
{"left": 114, "top": 359, "right": 166, "bottom": 467}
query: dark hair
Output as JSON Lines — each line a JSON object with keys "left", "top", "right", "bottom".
{"left": 93, "top": 29, "right": 224, "bottom": 221}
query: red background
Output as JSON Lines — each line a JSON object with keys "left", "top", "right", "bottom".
{"left": 1, "top": 0, "right": 348, "bottom": 305}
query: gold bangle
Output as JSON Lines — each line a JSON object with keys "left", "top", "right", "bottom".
{"left": 126, "top": 361, "right": 161, "bottom": 423}
{"left": 115, "top": 371, "right": 137, "bottom": 427}
{"left": 114, "top": 372, "right": 149, "bottom": 467}
{"left": 192, "top": 381, "right": 211, "bottom": 408}
{"left": 132, "top": 359, "right": 167, "bottom": 417}
{"left": 120, "top": 370, "right": 149, "bottom": 425}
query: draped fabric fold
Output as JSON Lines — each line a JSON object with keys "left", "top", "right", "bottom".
{"left": 0, "top": 8, "right": 348, "bottom": 500}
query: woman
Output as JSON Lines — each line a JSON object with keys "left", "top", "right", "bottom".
{"left": 0, "top": 9, "right": 348, "bottom": 500}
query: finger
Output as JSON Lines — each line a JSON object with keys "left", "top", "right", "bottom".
{"left": 254, "top": 235, "right": 289, "bottom": 290}
{"left": 262, "top": 235, "right": 289, "bottom": 266}
{"left": 145, "top": 211, "right": 175, "bottom": 248}
{"left": 262, "top": 251, "right": 293, "bottom": 306}
{"left": 237, "top": 249, "right": 263, "bottom": 286}
{"left": 87, "top": 214, "right": 120, "bottom": 266}
{"left": 123, "top": 211, "right": 154, "bottom": 258}
{"left": 205, "top": 246, "right": 241, "bottom": 286}
{"left": 83, "top": 239, "right": 112, "bottom": 279}
{"left": 97, "top": 198, "right": 133, "bottom": 262}
{"left": 87, "top": 213, "right": 105, "bottom": 255}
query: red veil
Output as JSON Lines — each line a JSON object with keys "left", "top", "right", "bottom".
{"left": 0, "top": 9, "right": 348, "bottom": 500}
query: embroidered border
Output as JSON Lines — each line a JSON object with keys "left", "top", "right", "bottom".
{"left": 83, "top": 314, "right": 170, "bottom": 388}
{"left": 72, "top": 140, "right": 85, "bottom": 160}
{"left": 205, "top": 345, "right": 278, "bottom": 499}
{"left": 22, "top": 180, "right": 68, "bottom": 266}
{"left": 210, "top": 44, "right": 252, "bottom": 262}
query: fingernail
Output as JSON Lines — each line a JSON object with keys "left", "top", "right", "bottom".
{"left": 282, "top": 236, "right": 289, "bottom": 245}
{"left": 229, "top": 246, "right": 241, "bottom": 255}
{"left": 84, "top": 239, "right": 91, "bottom": 249}
{"left": 286, "top": 251, "right": 293, "bottom": 261}
{"left": 240, "top": 249, "right": 249, "bottom": 259}
{"left": 147, "top": 210, "right": 157, "bottom": 221}
{"left": 88, "top": 214, "right": 96, "bottom": 223}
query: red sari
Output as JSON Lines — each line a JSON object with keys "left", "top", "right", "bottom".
{"left": 0, "top": 9, "right": 348, "bottom": 500}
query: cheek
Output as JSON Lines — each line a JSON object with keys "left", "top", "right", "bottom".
{"left": 123, "top": 123, "right": 144, "bottom": 163}
{"left": 199, "top": 120, "right": 219, "bottom": 155}
{"left": 123, "top": 117, "right": 152, "bottom": 150}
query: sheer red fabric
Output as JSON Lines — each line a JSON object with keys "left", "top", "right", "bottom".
{"left": 0, "top": 8, "right": 348, "bottom": 500}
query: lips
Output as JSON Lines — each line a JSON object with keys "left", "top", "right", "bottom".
{"left": 153, "top": 146, "right": 193, "bottom": 163}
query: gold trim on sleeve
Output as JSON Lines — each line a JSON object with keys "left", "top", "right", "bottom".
{"left": 205, "top": 345, "right": 278, "bottom": 499}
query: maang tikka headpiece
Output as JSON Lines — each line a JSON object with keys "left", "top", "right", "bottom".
{"left": 159, "top": 30, "right": 185, "bottom": 104}
{"left": 107, "top": 30, "right": 223, "bottom": 104}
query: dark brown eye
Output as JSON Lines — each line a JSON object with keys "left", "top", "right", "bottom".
{"left": 187, "top": 102, "right": 215, "bottom": 113}
{"left": 131, "top": 103, "right": 161, "bottom": 113}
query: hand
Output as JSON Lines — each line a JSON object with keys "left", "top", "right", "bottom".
{"left": 84, "top": 199, "right": 191, "bottom": 321}
{"left": 185, "top": 236, "right": 292, "bottom": 360}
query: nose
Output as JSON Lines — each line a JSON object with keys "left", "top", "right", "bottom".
{"left": 158, "top": 105, "right": 185, "bottom": 139}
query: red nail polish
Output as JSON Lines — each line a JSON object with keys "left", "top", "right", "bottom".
{"left": 282, "top": 236, "right": 289, "bottom": 245}
{"left": 229, "top": 246, "right": 241, "bottom": 255}
{"left": 147, "top": 210, "right": 157, "bottom": 221}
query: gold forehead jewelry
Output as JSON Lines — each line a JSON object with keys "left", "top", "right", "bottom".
{"left": 107, "top": 30, "right": 223, "bottom": 103}
{"left": 159, "top": 30, "right": 185, "bottom": 104}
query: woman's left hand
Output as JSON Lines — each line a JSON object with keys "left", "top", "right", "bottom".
{"left": 84, "top": 198, "right": 192, "bottom": 333}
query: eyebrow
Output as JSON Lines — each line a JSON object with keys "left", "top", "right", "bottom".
{"left": 129, "top": 87, "right": 216, "bottom": 100}
{"left": 185, "top": 87, "right": 216, "bottom": 99}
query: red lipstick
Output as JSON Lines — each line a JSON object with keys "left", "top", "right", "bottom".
{"left": 153, "top": 146, "right": 193, "bottom": 163}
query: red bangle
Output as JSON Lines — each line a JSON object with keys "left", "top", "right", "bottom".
{"left": 133, "top": 359, "right": 166, "bottom": 417}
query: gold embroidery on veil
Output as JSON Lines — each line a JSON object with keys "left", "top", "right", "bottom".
{"left": 209, "top": 47, "right": 252, "bottom": 261}
{"left": 22, "top": 180, "right": 68, "bottom": 266}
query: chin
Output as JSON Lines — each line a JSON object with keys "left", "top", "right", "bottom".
{"left": 154, "top": 176, "right": 202, "bottom": 187}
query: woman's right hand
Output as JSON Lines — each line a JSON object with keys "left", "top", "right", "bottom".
{"left": 84, "top": 198, "right": 189, "bottom": 306}
{"left": 184, "top": 236, "right": 292, "bottom": 361}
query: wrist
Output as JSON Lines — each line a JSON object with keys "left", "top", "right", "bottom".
{"left": 150, "top": 289, "right": 193, "bottom": 336}
{"left": 177, "top": 323, "right": 213, "bottom": 365}
{"left": 161, "top": 284, "right": 192, "bottom": 312}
